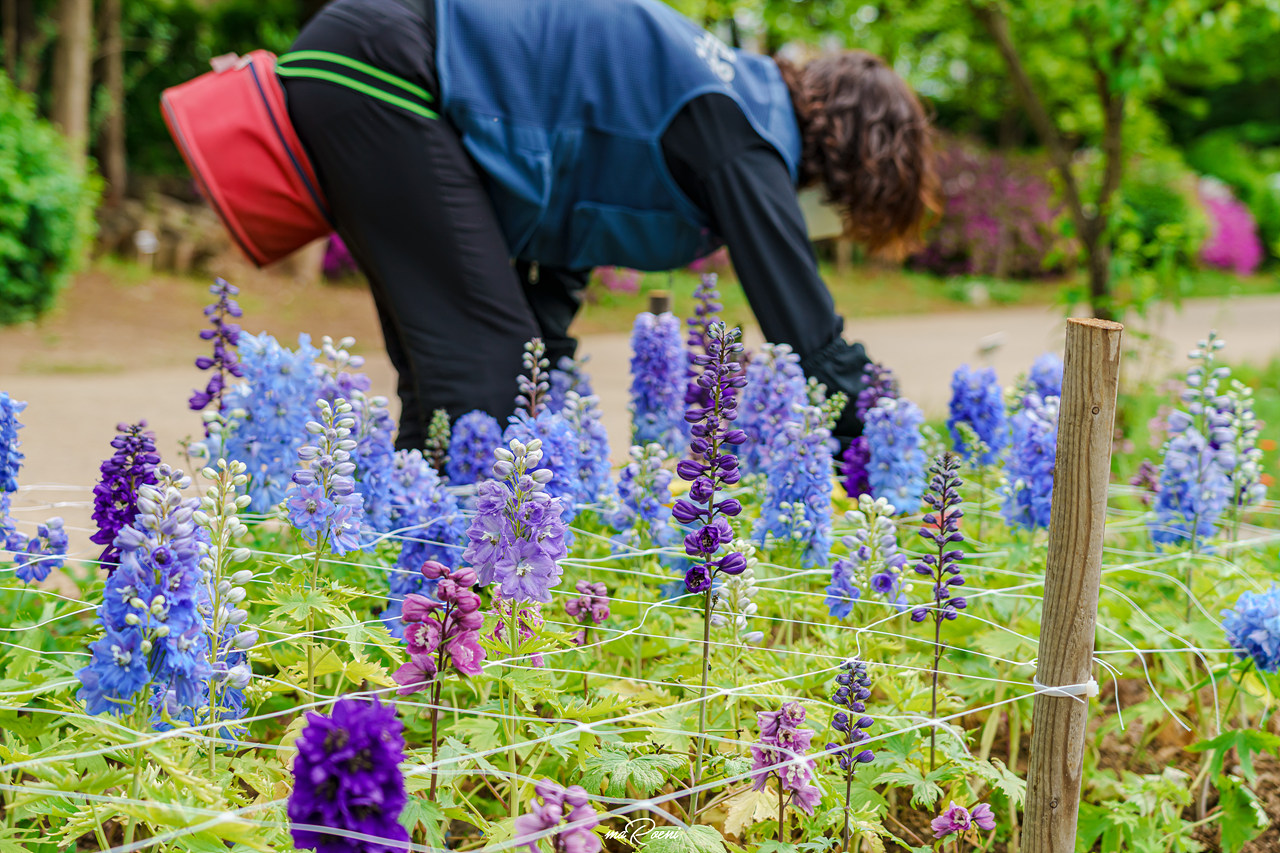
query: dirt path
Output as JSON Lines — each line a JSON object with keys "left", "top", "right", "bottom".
{"left": 4, "top": 262, "right": 1279, "bottom": 556}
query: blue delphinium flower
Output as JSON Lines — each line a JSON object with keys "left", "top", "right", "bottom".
{"left": 828, "top": 658, "right": 876, "bottom": 849}
{"left": 629, "top": 311, "right": 689, "bottom": 454}
{"left": 503, "top": 409, "right": 583, "bottom": 520}
{"left": 826, "top": 495, "right": 908, "bottom": 618}
{"left": 284, "top": 398, "right": 366, "bottom": 556}
{"left": 547, "top": 355, "right": 596, "bottom": 414}
{"left": 864, "top": 397, "right": 927, "bottom": 513}
{"left": 1223, "top": 586, "right": 1280, "bottom": 673}
{"left": 560, "top": 391, "right": 615, "bottom": 508}
{"left": 287, "top": 696, "right": 410, "bottom": 853}
{"left": 220, "top": 332, "right": 322, "bottom": 511}
{"left": 755, "top": 404, "right": 835, "bottom": 568}
{"left": 1002, "top": 393, "right": 1059, "bottom": 531}
{"left": 1025, "top": 353, "right": 1063, "bottom": 402}
{"left": 90, "top": 422, "right": 161, "bottom": 571}
{"left": 1, "top": 391, "right": 26, "bottom": 495}
{"left": 380, "top": 449, "right": 468, "bottom": 634}
{"left": 1223, "top": 379, "right": 1268, "bottom": 510}
{"left": 842, "top": 362, "right": 900, "bottom": 499}
{"left": 77, "top": 465, "right": 210, "bottom": 719}
{"left": 1150, "top": 428, "right": 1233, "bottom": 550}
{"left": 445, "top": 410, "right": 503, "bottom": 486}
{"left": 12, "top": 518, "right": 69, "bottom": 584}
{"left": 189, "top": 277, "right": 243, "bottom": 413}
{"left": 1, "top": 394, "right": 69, "bottom": 584}
{"left": 738, "top": 343, "right": 808, "bottom": 474}
{"left": 947, "top": 365, "right": 1007, "bottom": 465}
{"left": 674, "top": 321, "right": 749, "bottom": 593}
{"left": 612, "top": 443, "right": 677, "bottom": 550}
{"left": 463, "top": 438, "right": 568, "bottom": 603}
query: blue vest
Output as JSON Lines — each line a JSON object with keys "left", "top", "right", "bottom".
{"left": 435, "top": 0, "right": 802, "bottom": 270}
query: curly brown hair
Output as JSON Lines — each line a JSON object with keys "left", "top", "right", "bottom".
{"left": 777, "top": 52, "right": 939, "bottom": 256}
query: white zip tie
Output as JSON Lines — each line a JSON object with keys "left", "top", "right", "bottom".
{"left": 1033, "top": 674, "right": 1099, "bottom": 700}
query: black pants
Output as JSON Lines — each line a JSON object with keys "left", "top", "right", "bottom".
{"left": 283, "top": 0, "right": 587, "bottom": 450}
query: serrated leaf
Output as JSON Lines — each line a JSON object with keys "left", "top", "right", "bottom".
{"left": 639, "top": 824, "right": 727, "bottom": 853}
{"left": 581, "top": 748, "right": 686, "bottom": 797}
{"left": 266, "top": 583, "right": 342, "bottom": 622}
{"left": 1216, "top": 775, "right": 1269, "bottom": 853}
{"left": 723, "top": 787, "right": 778, "bottom": 838}
{"left": 400, "top": 796, "right": 447, "bottom": 847}
{"left": 1188, "top": 729, "right": 1280, "bottom": 784}
{"left": 869, "top": 765, "right": 943, "bottom": 809}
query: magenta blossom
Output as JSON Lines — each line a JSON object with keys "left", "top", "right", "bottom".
{"left": 392, "top": 560, "right": 486, "bottom": 695}
{"left": 931, "top": 801, "right": 996, "bottom": 838}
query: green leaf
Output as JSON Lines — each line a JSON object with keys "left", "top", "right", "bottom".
{"left": 1188, "top": 729, "right": 1280, "bottom": 784}
{"left": 400, "top": 796, "right": 447, "bottom": 847}
{"left": 1215, "top": 775, "right": 1269, "bottom": 853}
{"left": 723, "top": 787, "right": 778, "bottom": 838}
{"left": 581, "top": 748, "right": 686, "bottom": 798}
{"left": 638, "top": 824, "right": 727, "bottom": 853}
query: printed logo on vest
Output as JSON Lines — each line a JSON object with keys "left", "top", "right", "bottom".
{"left": 694, "top": 31, "right": 736, "bottom": 84}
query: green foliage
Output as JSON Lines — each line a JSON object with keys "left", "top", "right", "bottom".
{"left": 1215, "top": 774, "right": 1270, "bottom": 853}
{"left": 1077, "top": 768, "right": 1203, "bottom": 853}
{"left": 0, "top": 73, "right": 98, "bottom": 325}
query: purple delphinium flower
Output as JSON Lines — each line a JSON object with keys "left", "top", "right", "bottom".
{"left": 2, "top": 390, "right": 69, "bottom": 584}
{"left": 750, "top": 701, "right": 822, "bottom": 834}
{"left": 826, "top": 495, "right": 908, "bottom": 619}
{"left": 287, "top": 696, "right": 410, "bottom": 853}
{"left": 1002, "top": 393, "right": 1059, "bottom": 531}
{"left": 1129, "top": 459, "right": 1161, "bottom": 507}
{"left": 932, "top": 801, "right": 996, "bottom": 838}
{"left": 738, "top": 343, "right": 807, "bottom": 473}
{"left": 947, "top": 364, "right": 1007, "bottom": 466}
{"left": 565, "top": 580, "right": 610, "bottom": 647}
{"left": 842, "top": 362, "right": 900, "bottom": 499}
{"left": 189, "top": 277, "right": 244, "bottom": 413}
{"left": 220, "top": 332, "right": 322, "bottom": 512}
{"left": 284, "top": 398, "right": 366, "bottom": 556}
{"left": 1025, "top": 353, "right": 1063, "bottom": 403}
{"left": 89, "top": 421, "right": 161, "bottom": 571}
{"left": 864, "top": 397, "right": 927, "bottom": 513}
{"left": 684, "top": 274, "right": 724, "bottom": 412}
{"left": 0, "top": 391, "right": 24, "bottom": 495}
{"left": 1223, "top": 586, "right": 1280, "bottom": 673}
{"left": 910, "top": 453, "right": 966, "bottom": 769}
{"left": 380, "top": 450, "right": 468, "bottom": 635}
{"left": 504, "top": 409, "right": 584, "bottom": 521}
{"left": 674, "top": 321, "right": 748, "bottom": 594}
{"left": 612, "top": 442, "right": 677, "bottom": 550}
{"left": 77, "top": 465, "right": 209, "bottom": 720}
{"left": 516, "top": 338, "right": 551, "bottom": 418}
{"left": 11, "top": 517, "right": 68, "bottom": 584}
{"left": 444, "top": 410, "right": 503, "bottom": 487}
{"left": 754, "top": 404, "right": 835, "bottom": 568}
{"left": 513, "top": 780, "right": 602, "bottom": 853}
{"left": 464, "top": 438, "right": 568, "bottom": 603}
{"left": 828, "top": 658, "right": 876, "bottom": 849}
{"left": 628, "top": 311, "right": 689, "bottom": 455}
{"left": 547, "top": 355, "right": 596, "bottom": 415}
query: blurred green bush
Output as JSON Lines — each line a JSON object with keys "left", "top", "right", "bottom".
{"left": 0, "top": 73, "right": 99, "bottom": 325}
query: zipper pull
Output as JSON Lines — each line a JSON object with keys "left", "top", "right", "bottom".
{"left": 528, "top": 261, "right": 539, "bottom": 285}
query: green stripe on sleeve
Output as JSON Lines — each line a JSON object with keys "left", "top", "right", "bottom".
{"left": 278, "top": 50, "right": 434, "bottom": 102}
{"left": 275, "top": 65, "right": 439, "bottom": 120}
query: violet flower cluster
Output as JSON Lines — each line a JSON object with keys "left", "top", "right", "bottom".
{"left": 911, "top": 453, "right": 967, "bottom": 624}
{"left": 1002, "top": 393, "right": 1059, "bottom": 531}
{"left": 284, "top": 398, "right": 366, "bottom": 556}
{"left": 1224, "top": 379, "right": 1268, "bottom": 510}
{"left": 750, "top": 701, "right": 821, "bottom": 816}
{"left": 754, "top": 404, "right": 835, "bottom": 568}
{"left": 219, "top": 332, "right": 322, "bottom": 511}
{"left": 826, "top": 495, "right": 908, "bottom": 619}
{"left": 560, "top": 390, "right": 615, "bottom": 508}
{"left": 932, "top": 801, "right": 996, "bottom": 839}
{"left": 513, "top": 780, "right": 602, "bottom": 853}
{"left": 611, "top": 442, "right": 677, "bottom": 551}
{"left": 674, "top": 321, "right": 748, "bottom": 594}
{"left": 287, "top": 696, "right": 410, "bottom": 853}
{"left": 841, "top": 362, "right": 900, "bottom": 499}
{"left": 1222, "top": 585, "right": 1280, "bottom": 673}
{"left": 547, "top": 355, "right": 595, "bottom": 414}
{"left": 684, "top": 274, "right": 724, "bottom": 411}
{"left": 381, "top": 449, "right": 467, "bottom": 634}
{"left": 464, "top": 438, "right": 568, "bottom": 603}
{"left": 828, "top": 658, "right": 875, "bottom": 768}
{"left": 1025, "top": 352, "right": 1063, "bottom": 402}
{"left": 393, "top": 560, "right": 486, "bottom": 693}
{"left": 90, "top": 421, "right": 161, "bottom": 570}
{"left": 864, "top": 397, "right": 927, "bottom": 513}
{"left": 504, "top": 410, "right": 584, "bottom": 520}
{"left": 77, "top": 465, "right": 209, "bottom": 720}
{"left": 565, "top": 579, "right": 610, "bottom": 646}
{"left": 516, "top": 337, "right": 551, "bottom": 417}
{"left": 737, "top": 343, "right": 807, "bottom": 473}
{"left": 628, "top": 311, "right": 689, "bottom": 455}
{"left": 445, "top": 410, "right": 503, "bottom": 486}
{"left": 189, "top": 277, "right": 243, "bottom": 412}
{"left": 947, "top": 364, "right": 1007, "bottom": 466}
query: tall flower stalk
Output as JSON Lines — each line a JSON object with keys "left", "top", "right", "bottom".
{"left": 827, "top": 659, "right": 876, "bottom": 850}
{"left": 90, "top": 421, "right": 161, "bottom": 571}
{"left": 189, "top": 277, "right": 243, "bottom": 416}
{"left": 672, "top": 320, "right": 748, "bottom": 815}
{"left": 749, "top": 702, "right": 821, "bottom": 842}
{"left": 910, "top": 453, "right": 966, "bottom": 770}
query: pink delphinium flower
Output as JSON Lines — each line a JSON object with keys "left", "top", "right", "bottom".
{"left": 514, "top": 780, "right": 601, "bottom": 853}
{"left": 932, "top": 800, "right": 996, "bottom": 838}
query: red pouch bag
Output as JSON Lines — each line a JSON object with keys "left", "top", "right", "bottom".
{"left": 162, "top": 51, "right": 332, "bottom": 267}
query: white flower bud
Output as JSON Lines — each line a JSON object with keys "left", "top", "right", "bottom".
{"left": 217, "top": 580, "right": 233, "bottom": 595}
{"left": 232, "top": 629, "right": 259, "bottom": 650}
{"left": 305, "top": 420, "right": 325, "bottom": 434}
{"left": 231, "top": 549, "right": 252, "bottom": 564}
{"left": 227, "top": 587, "right": 247, "bottom": 605}
{"left": 154, "top": 625, "right": 171, "bottom": 638}
{"left": 531, "top": 468, "right": 553, "bottom": 484}
{"left": 494, "top": 448, "right": 515, "bottom": 462}
{"left": 130, "top": 597, "right": 146, "bottom": 609}
{"left": 140, "top": 640, "right": 153, "bottom": 654}
{"left": 235, "top": 495, "right": 252, "bottom": 509}
{"left": 525, "top": 438, "right": 543, "bottom": 453}
{"left": 227, "top": 608, "right": 249, "bottom": 626}
{"left": 124, "top": 613, "right": 140, "bottom": 625}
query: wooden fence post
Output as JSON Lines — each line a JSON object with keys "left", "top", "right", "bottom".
{"left": 1023, "top": 318, "right": 1124, "bottom": 853}
{"left": 648, "top": 291, "right": 672, "bottom": 315}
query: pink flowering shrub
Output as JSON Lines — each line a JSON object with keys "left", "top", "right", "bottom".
{"left": 911, "top": 139, "right": 1066, "bottom": 278}
{"left": 596, "top": 266, "right": 642, "bottom": 293}
{"left": 1199, "top": 179, "right": 1264, "bottom": 275}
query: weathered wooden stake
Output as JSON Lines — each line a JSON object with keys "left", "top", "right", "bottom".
{"left": 1024, "top": 318, "right": 1123, "bottom": 853}
{"left": 648, "top": 290, "right": 672, "bottom": 315}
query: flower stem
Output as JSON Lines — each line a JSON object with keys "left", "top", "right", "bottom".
{"left": 778, "top": 776, "right": 786, "bottom": 843}
{"left": 691, "top": 586, "right": 714, "bottom": 818}
{"left": 306, "top": 544, "right": 324, "bottom": 699}
{"left": 930, "top": 611, "right": 942, "bottom": 772}
{"left": 430, "top": 679, "right": 441, "bottom": 799}
{"left": 843, "top": 771, "right": 854, "bottom": 851}
{"left": 507, "top": 602, "right": 521, "bottom": 819}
